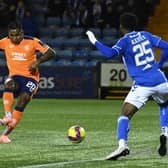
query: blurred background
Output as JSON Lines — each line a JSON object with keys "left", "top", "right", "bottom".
{"left": 0, "top": 0, "right": 166, "bottom": 99}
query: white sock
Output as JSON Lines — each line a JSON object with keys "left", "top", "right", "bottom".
{"left": 118, "top": 139, "right": 127, "bottom": 148}
{"left": 161, "top": 126, "right": 168, "bottom": 137}
{"left": 5, "top": 112, "right": 12, "bottom": 118}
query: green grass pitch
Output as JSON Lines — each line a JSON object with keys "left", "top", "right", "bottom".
{"left": 0, "top": 99, "right": 167, "bottom": 168}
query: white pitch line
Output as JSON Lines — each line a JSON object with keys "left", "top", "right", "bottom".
{"left": 17, "top": 158, "right": 104, "bottom": 168}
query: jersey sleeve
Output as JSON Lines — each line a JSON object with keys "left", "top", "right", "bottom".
{"left": 157, "top": 40, "right": 168, "bottom": 49}
{"left": 95, "top": 41, "right": 118, "bottom": 58}
{"left": 33, "top": 38, "right": 49, "bottom": 54}
{"left": 112, "top": 37, "right": 127, "bottom": 56}
{"left": 157, "top": 49, "right": 168, "bottom": 68}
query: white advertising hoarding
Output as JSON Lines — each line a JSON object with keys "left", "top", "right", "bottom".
{"left": 100, "top": 62, "right": 133, "bottom": 87}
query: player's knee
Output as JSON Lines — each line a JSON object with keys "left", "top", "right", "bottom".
{"left": 121, "top": 103, "right": 138, "bottom": 119}
{"left": 4, "top": 77, "right": 15, "bottom": 89}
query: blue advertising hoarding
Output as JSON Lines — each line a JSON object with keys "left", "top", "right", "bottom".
{"left": 0, "top": 66, "right": 98, "bottom": 98}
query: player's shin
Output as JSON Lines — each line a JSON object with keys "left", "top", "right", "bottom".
{"left": 105, "top": 115, "right": 130, "bottom": 160}
{"left": 3, "top": 91, "right": 14, "bottom": 118}
{"left": 158, "top": 105, "right": 168, "bottom": 156}
{"left": 117, "top": 115, "right": 130, "bottom": 147}
{"left": 160, "top": 106, "right": 168, "bottom": 136}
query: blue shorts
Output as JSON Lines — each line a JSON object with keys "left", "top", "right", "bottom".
{"left": 12, "top": 75, "right": 38, "bottom": 96}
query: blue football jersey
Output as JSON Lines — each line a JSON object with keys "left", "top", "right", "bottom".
{"left": 112, "top": 31, "right": 167, "bottom": 86}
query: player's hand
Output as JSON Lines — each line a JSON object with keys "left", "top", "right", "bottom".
{"left": 86, "top": 30, "right": 97, "bottom": 45}
{"left": 29, "top": 61, "right": 39, "bottom": 75}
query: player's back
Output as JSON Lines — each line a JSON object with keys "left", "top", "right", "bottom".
{"left": 119, "top": 31, "right": 167, "bottom": 86}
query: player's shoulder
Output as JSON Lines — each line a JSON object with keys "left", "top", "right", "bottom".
{"left": 140, "top": 31, "right": 152, "bottom": 36}
{"left": 125, "top": 31, "right": 153, "bottom": 41}
{"left": 23, "top": 35, "right": 44, "bottom": 44}
{"left": 140, "top": 31, "right": 161, "bottom": 41}
{"left": 0, "top": 36, "right": 10, "bottom": 41}
{"left": 0, "top": 36, "right": 10, "bottom": 45}
{"left": 24, "top": 35, "right": 45, "bottom": 43}
{"left": 23, "top": 35, "right": 48, "bottom": 48}
{"left": 23, "top": 35, "right": 36, "bottom": 40}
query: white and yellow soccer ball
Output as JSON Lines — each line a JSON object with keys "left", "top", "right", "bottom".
{"left": 68, "top": 125, "right": 86, "bottom": 143}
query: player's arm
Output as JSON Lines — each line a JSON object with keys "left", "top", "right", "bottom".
{"left": 157, "top": 49, "right": 168, "bottom": 68}
{"left": 29, "top": 47, "right": 55, "bottom": 74}
{"left": 148, "top": 33, "right": 168, "bottom": 68}
{"left": 149, "top": 32, "right": 168, "bottom": 50}
{"left": 158, "top": 39, "right": 168, "bottom": 49}
{"left": 36, "top": 47, "right": 55, "bottom": 65}
{"left": 86, "top": 31, "right": 118, "bottom": 58}
{"left": 157, "top": 40, "right": 168, "bottom": 68}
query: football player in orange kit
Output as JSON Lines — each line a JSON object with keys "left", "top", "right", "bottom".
{"left": 0, "top": 20, "right": 55, "bottom": 143}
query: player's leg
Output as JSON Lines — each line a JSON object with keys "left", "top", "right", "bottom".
{"left": 152, "top": 83, "right": 168, "bottom": 156}
{"left": 0, "top": 77, "right": 16, "bottom": 126}
{"left": 1, "top": 92, "right": 29, "bottom": 135}
{"left": 0, "top": 93, "right": 28, "bottom": 143}
{"left": 106, "top": 85, "right": 150, "bottom": 160}
{"left": 156, "top": 100, "right": 168, "bottom": 156}
{"left": 106, "top": 102, "right": 138, "bottom": 160}
{"left": 0, "top": 76, "right": 38, "bottom": 143}
{"left": 3, "top": 91, "right": 13, "bottom": 118}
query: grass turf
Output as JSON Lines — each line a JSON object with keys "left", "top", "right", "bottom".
{"left": 0, "top": 99, "right": 167, "bottom": 168}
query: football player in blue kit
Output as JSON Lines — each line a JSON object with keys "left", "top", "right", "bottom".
{"left": 86, "top": 12, "right": 168, "bottom": 160}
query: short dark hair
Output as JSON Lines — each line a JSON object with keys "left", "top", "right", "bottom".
{"left": 120, "top": 12, "right": 138, "bottom": 31}
{"left": 8, "top": 19, "right": 22, "bottom": 31}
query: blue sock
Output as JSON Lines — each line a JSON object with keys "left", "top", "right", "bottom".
{"left": 117, "top": 116, "right": 129, "bottom": 141}
{"left": 160, "top": 106, "right": 168, "bottom": 127}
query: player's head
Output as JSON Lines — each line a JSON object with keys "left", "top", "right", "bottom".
{"left": 8, "top": 20, "right": 24, "bottom": 44}
{"left": 119, "top": 12, "right": 138, "bottom": 34}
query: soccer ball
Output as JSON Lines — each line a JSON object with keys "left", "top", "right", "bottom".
{"left": 68, "top": 125, "right": 86, "bottom": 143}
